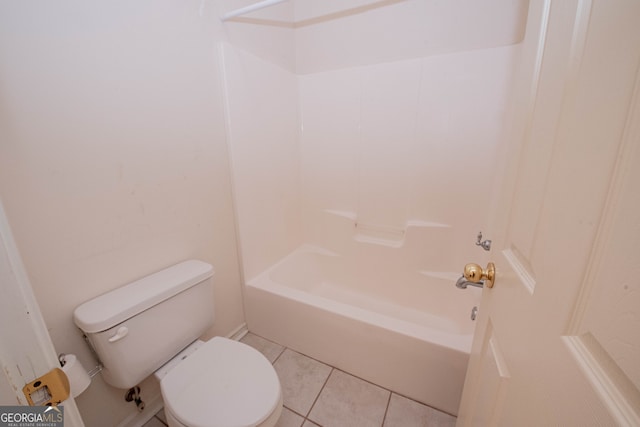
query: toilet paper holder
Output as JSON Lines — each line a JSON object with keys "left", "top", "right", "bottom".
{"left": 58, "top": 353, "right": 101, "bottom": 398}
{"left": 58, "top": 353, "right": 102, "bottom": 378}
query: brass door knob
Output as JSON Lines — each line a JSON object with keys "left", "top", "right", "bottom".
{"left": 464, "top": 262, "right": 496, "bottom": 288}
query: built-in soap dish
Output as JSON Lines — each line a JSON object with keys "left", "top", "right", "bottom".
{"left": 354, "top": 222, "right": 405, "bottom": 247}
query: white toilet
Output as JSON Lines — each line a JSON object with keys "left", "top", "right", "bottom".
{"left": 73, "top": 260, "right": 282, "bottom": 427}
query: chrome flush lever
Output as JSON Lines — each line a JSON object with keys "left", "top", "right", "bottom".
{"left": 476, "top": 231, "right": 492, "bottom": 251}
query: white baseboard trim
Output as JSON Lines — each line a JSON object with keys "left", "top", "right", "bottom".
{"left": 227, "top": 322, "right": 249, "bottom": 341}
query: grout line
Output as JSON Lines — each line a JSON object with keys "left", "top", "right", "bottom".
{"left": 241, "top": 331, "right": 286, "bottom": 364}
{"left": 305, "top": 367, "right": 334, "bottom": 420}
{"left": 240, "top": 332, "right": 330, "bottom": 372}
{"left": 388, "top": 389, "right": 458, "bottom": 418}
{"left": 274, "top": 346, "right": 333, "bottom": 370}
{"left": 381, "top": 391, "right": 392, "bottom": 427}
{"left": 282, "top": 404, "right": 306, "bottom": 419}
{"left": 331, "top": 366, "right": 389, "bottom": 392}
{"left": 271, "top": 346, "right": 286, "bottom": 365}
{"left": 153, "top": 414, "right": 168, "bottom": 427}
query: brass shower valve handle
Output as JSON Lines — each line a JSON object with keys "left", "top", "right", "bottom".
{"left": 463, "top": 262, "right": 496, "bottom": 288}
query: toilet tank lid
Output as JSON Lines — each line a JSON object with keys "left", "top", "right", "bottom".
{"left": 73, "top": 260, "right": 214, "bottom": 333}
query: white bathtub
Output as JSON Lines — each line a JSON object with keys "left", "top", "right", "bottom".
{"left": 244, "top": 243, "right": 481, "bottom": 416}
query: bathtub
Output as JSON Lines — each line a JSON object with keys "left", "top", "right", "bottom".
{"left": 244, "top": 243, "right": 481, "bottom": 416}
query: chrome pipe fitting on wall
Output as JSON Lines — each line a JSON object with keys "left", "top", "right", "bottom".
{"left": 475, "top": 231, "right": 492, "bottom": 251}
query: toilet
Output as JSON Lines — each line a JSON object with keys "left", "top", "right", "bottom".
{"left": 73, "top": 260, "right": 282, "bottom": 427}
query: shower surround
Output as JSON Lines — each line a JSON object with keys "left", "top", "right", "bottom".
{"left": 220, "top": 0, "right": 526, "bottom": 415}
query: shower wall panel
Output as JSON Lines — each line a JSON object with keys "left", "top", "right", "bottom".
{"left": 294, "top": 0, "right": 528, "bottom": 74}
{"left": 299, "top": 45, "right": 518, "bottom": 265}
{"left": 222, "top": 44, "right": 302, "bottom": 280}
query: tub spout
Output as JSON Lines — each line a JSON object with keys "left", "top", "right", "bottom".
{"left": 455, "top": 275, "right": 484, "bottom": 289}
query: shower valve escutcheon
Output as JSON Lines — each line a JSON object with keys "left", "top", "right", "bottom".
{"left": 459, "top": 262, "right": 496, "bottom": 289}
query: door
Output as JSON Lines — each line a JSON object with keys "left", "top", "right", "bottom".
{"left": 457, "top": 1, "right": 640, "bottom": 426}
{"left": 0, "top": 200, "right": 85, "bottom": 426}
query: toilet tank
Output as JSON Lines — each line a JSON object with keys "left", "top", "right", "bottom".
{"left": 73, "top": 260, "right": 214, "bottom": 389}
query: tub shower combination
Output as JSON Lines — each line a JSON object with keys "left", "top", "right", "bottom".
{"left": 243, "top": 211, "right": 483, "bottom": 416}
{"left": 218, "top": 0, "right": 519, "bottom": 416}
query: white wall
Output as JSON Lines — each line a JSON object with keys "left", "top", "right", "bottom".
{"left": 0, "top": 1, "right": 243, "bottom": 426}
{"left": 221, "top": 44, "right": 302, "bottom": 281}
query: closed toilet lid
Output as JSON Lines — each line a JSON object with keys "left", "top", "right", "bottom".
{"left": 161, "top": 337, "right": 281, "bottom": 427}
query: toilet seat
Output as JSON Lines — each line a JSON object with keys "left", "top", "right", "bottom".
{"left": 160, "top": 337, "right": 282, "bottom": 427}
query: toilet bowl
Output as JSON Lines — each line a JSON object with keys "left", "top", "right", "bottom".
{"left": 157, "top": 338, "right": 282, "bottom": 427}
{"left": 73, "top": 260, "right": 283, "bottom": 427}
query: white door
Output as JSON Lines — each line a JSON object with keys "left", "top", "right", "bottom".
{"left": 457, "top": 1, "right": 640, "bottom": 426}
{"left": 0, "top": 200, "right": 85, "bottom": 426}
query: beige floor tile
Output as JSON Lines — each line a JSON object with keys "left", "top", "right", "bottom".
{"left": 273, "top": 349, "right": 332, "bottom": 416}
{"left": 241, "top": 332, "right": 285, "bottom": 363}
{"left": 142, "top": 415, "right": 167, "bottom": 427}
{"left": 302, "top": 421, "right": 321, "bottom": 427}
{"left": 308, "top": 370, "right": 390, "bottom": 427}
{"left": 275, "top": 407, "right": 305, "bottom": 427}
{"left": 383, "top": 393, "right": 456, "bottom": 427}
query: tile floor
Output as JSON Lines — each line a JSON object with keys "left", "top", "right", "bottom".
{"left": 143, "top": 332, "right": 457, "bottom": 427}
